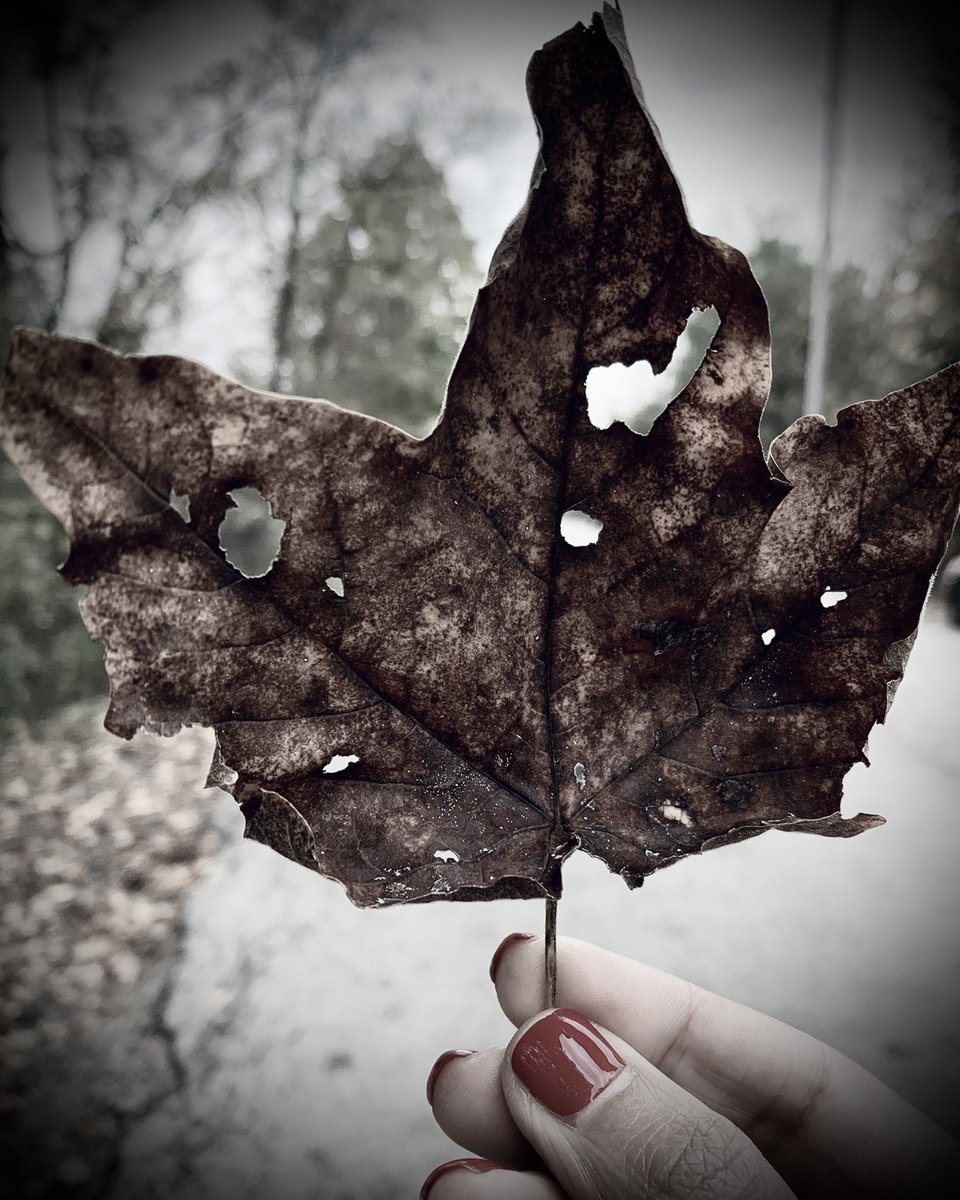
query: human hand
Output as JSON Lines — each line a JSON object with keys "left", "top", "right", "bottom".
{"left": 423, "top": 934, "right": 960, "bottom": 1199}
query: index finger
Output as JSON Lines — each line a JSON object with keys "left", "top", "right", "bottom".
{"left": 492, "top": 934, "right": 959, "bottom": 1198}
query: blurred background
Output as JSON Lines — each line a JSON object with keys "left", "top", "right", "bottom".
{"left": 1, "top": 1, "right": 958, "bottom": 1197}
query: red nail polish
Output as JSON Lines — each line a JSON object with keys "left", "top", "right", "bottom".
{"left": 426, "top": 1049, "right": 473, "bottom": 1107}
{"left": 511, "top": 1008, "right": 625, "bottom": 1117}
{"left": 420, "top": 1159, "right": 508, "bottom": 1200}
{"left": 489, "top": 931, "right": 534, "bottom": 983}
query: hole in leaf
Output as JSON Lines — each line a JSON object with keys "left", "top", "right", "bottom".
{"left": 561, "top": 509, "right": 603, "bottom": 546}
{"left": 433, "top": 849, "right": 460, "bottom": 863}
{"left": 322, "top": 753, "right": 359, "bottom": 774}
{"left": 574, "top": 761, "right": 587, "bottom": 790}
{"left": 820, "top": 589, "right": 848, "bottom": 609}
{"left": 218, "top": 486, "right": 286, "bottom": 579}
{"left": 660, "top": 802, "right": 694, "bottom": 828}
{"left": 326, "top": 576, "right": 345, "bottom": 598}
{"left": 168, "top": 487, "right": 191, "bottom": 523}
{"left": 761, "top": 628, "right": 776, "bottom": 645}
{"left": 585, "top": 305, "right": 720, "bottom": 435}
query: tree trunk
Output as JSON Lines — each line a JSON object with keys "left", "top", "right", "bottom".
{"left": 270, "top": 104, "right": 311, "bottom": 393}
{"left": 41, "top": 74, "right": 73, "bottom": 333}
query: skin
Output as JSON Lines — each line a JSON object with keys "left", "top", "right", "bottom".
{"left": 424, "top": 935, "right": 960, "bottom": 1199}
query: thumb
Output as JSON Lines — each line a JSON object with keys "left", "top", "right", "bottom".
{"left": 501, "top": 1009, "right": 796, "bottom": 1200}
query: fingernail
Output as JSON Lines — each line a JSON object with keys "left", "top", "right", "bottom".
{"left": 420, "top": 1159, "right": 508, "bottom": 1200}
{"left": 426, "top": 1049, "right": 473, "bottom": 1107}
{"left": 511, "top": 1008, "right": 625, "bottom": 1117}
{"left": 489, "top": 931, "right": 534, "bottom": 983}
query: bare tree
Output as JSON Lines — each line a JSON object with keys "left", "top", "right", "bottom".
{"left": 1, "top": 0, "right": 266, "bottom": 354}
{"left": 255, "top": 0, "right": 408, "bottom": 392}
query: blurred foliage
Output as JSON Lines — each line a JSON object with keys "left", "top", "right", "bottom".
{"left": 287, "top": 135, "right": 479, "bottom": 434}
{"left": 751, "top": 77, "right": 960, "bottom": 579}
{"left": 750, "top": 239, "right": 924, "bottom": 450}
{"left": 886, "top": 82, "right": 960, "bottom": 383}
{"left": 0, "top": 456, "right": 107, "bottom": 719}
{"left": 256, "top": 0, "right": 413, "bottom": 394}
{"left": 1, "top": 194, "right": 107, "bottom": 717}
{"left": 1, "top": 0, "right": 261, "bottom": 721}
{"left": 0, "top": 0, "right": 475, "bottom": 718}
{"left": 2, "top": 0, "right": 958, "bottom": 717}
{"left": 753, "top": 72, "right": 960, "bottom": 454}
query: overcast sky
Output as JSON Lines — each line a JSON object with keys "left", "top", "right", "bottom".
{"left": 85, "top": 0, "right": 957, "bottom": 271}
{"left": 409, "top": 0, "right": 954, "bottom": 272}
{"left": 3, "top": 0, "right": 955, "bottom": 371}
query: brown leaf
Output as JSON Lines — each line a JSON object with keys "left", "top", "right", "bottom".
{"left": 2, "top": 8, "right": 959, "bottom": 906}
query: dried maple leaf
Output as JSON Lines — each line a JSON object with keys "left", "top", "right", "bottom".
{"left": 2, "top": 7, "right": 959, "bottom": 907}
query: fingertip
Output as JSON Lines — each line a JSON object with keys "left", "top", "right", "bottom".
{"left": 428, "top": 1045, "right": 537, "bottom": 1168}
{"left": 421, "top": 1159, "right": 567, "bottom": 1200}
{"left": 494, "top": 934, "right": 592, "bottom": 1027}
{"left": 420, "top": 1158, "right": 508, "bottom": 1200}
{"left": 427, "top": 1049, "right": 474, "bottom": 1107}
{"left": 489, "top": 932, "right": 535, "bottom": 984}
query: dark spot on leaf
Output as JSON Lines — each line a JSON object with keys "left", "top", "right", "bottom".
{"left": 717, "top": 778, "right": 756, "bottom": 811}
{"left": 632, "top": 618, "right": 694, "bottom": 656}
{"left": 239, "top": 796, "right": 263, "bottom": 821}
{"left": 646, "top": 800, "right": 698, "bottom": 846}
{"left": 138, "top": 359, "right": 161, "bottom": 383}
{"left": 217, "top": 486, "right": 285, "bottom": 578}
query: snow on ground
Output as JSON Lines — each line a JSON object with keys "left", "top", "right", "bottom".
{"left": 114, "top": 604, "right": 960, "bottom": 1199}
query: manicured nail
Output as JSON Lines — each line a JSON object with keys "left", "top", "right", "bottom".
{"left": 420, "top": 1159, "right": 508, "bottom": 1200}
{"left": 426, "top": 1049, "right": 473, "bottom": 1107}
{"left": 511, "top": 1008, "right": 625, "bottom": 1117}
{"left": 489, "top": 931, "right": 534, "bottom": 983}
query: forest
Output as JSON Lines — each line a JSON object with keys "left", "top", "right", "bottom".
{"left": 2, "top": 0, "right": 958, "bottom": 719}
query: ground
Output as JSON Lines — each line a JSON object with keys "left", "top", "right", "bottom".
{"left": 2, "top": 603, "right": 959, "bottom": 1199}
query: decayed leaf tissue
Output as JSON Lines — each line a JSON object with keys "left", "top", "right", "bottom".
{"left": 2, "top": 6, "right": 958, "bottom": 908}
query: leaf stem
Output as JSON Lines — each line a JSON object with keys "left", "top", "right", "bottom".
{"left": 545, "top": 895, "right": 558, "bottom": 1008}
